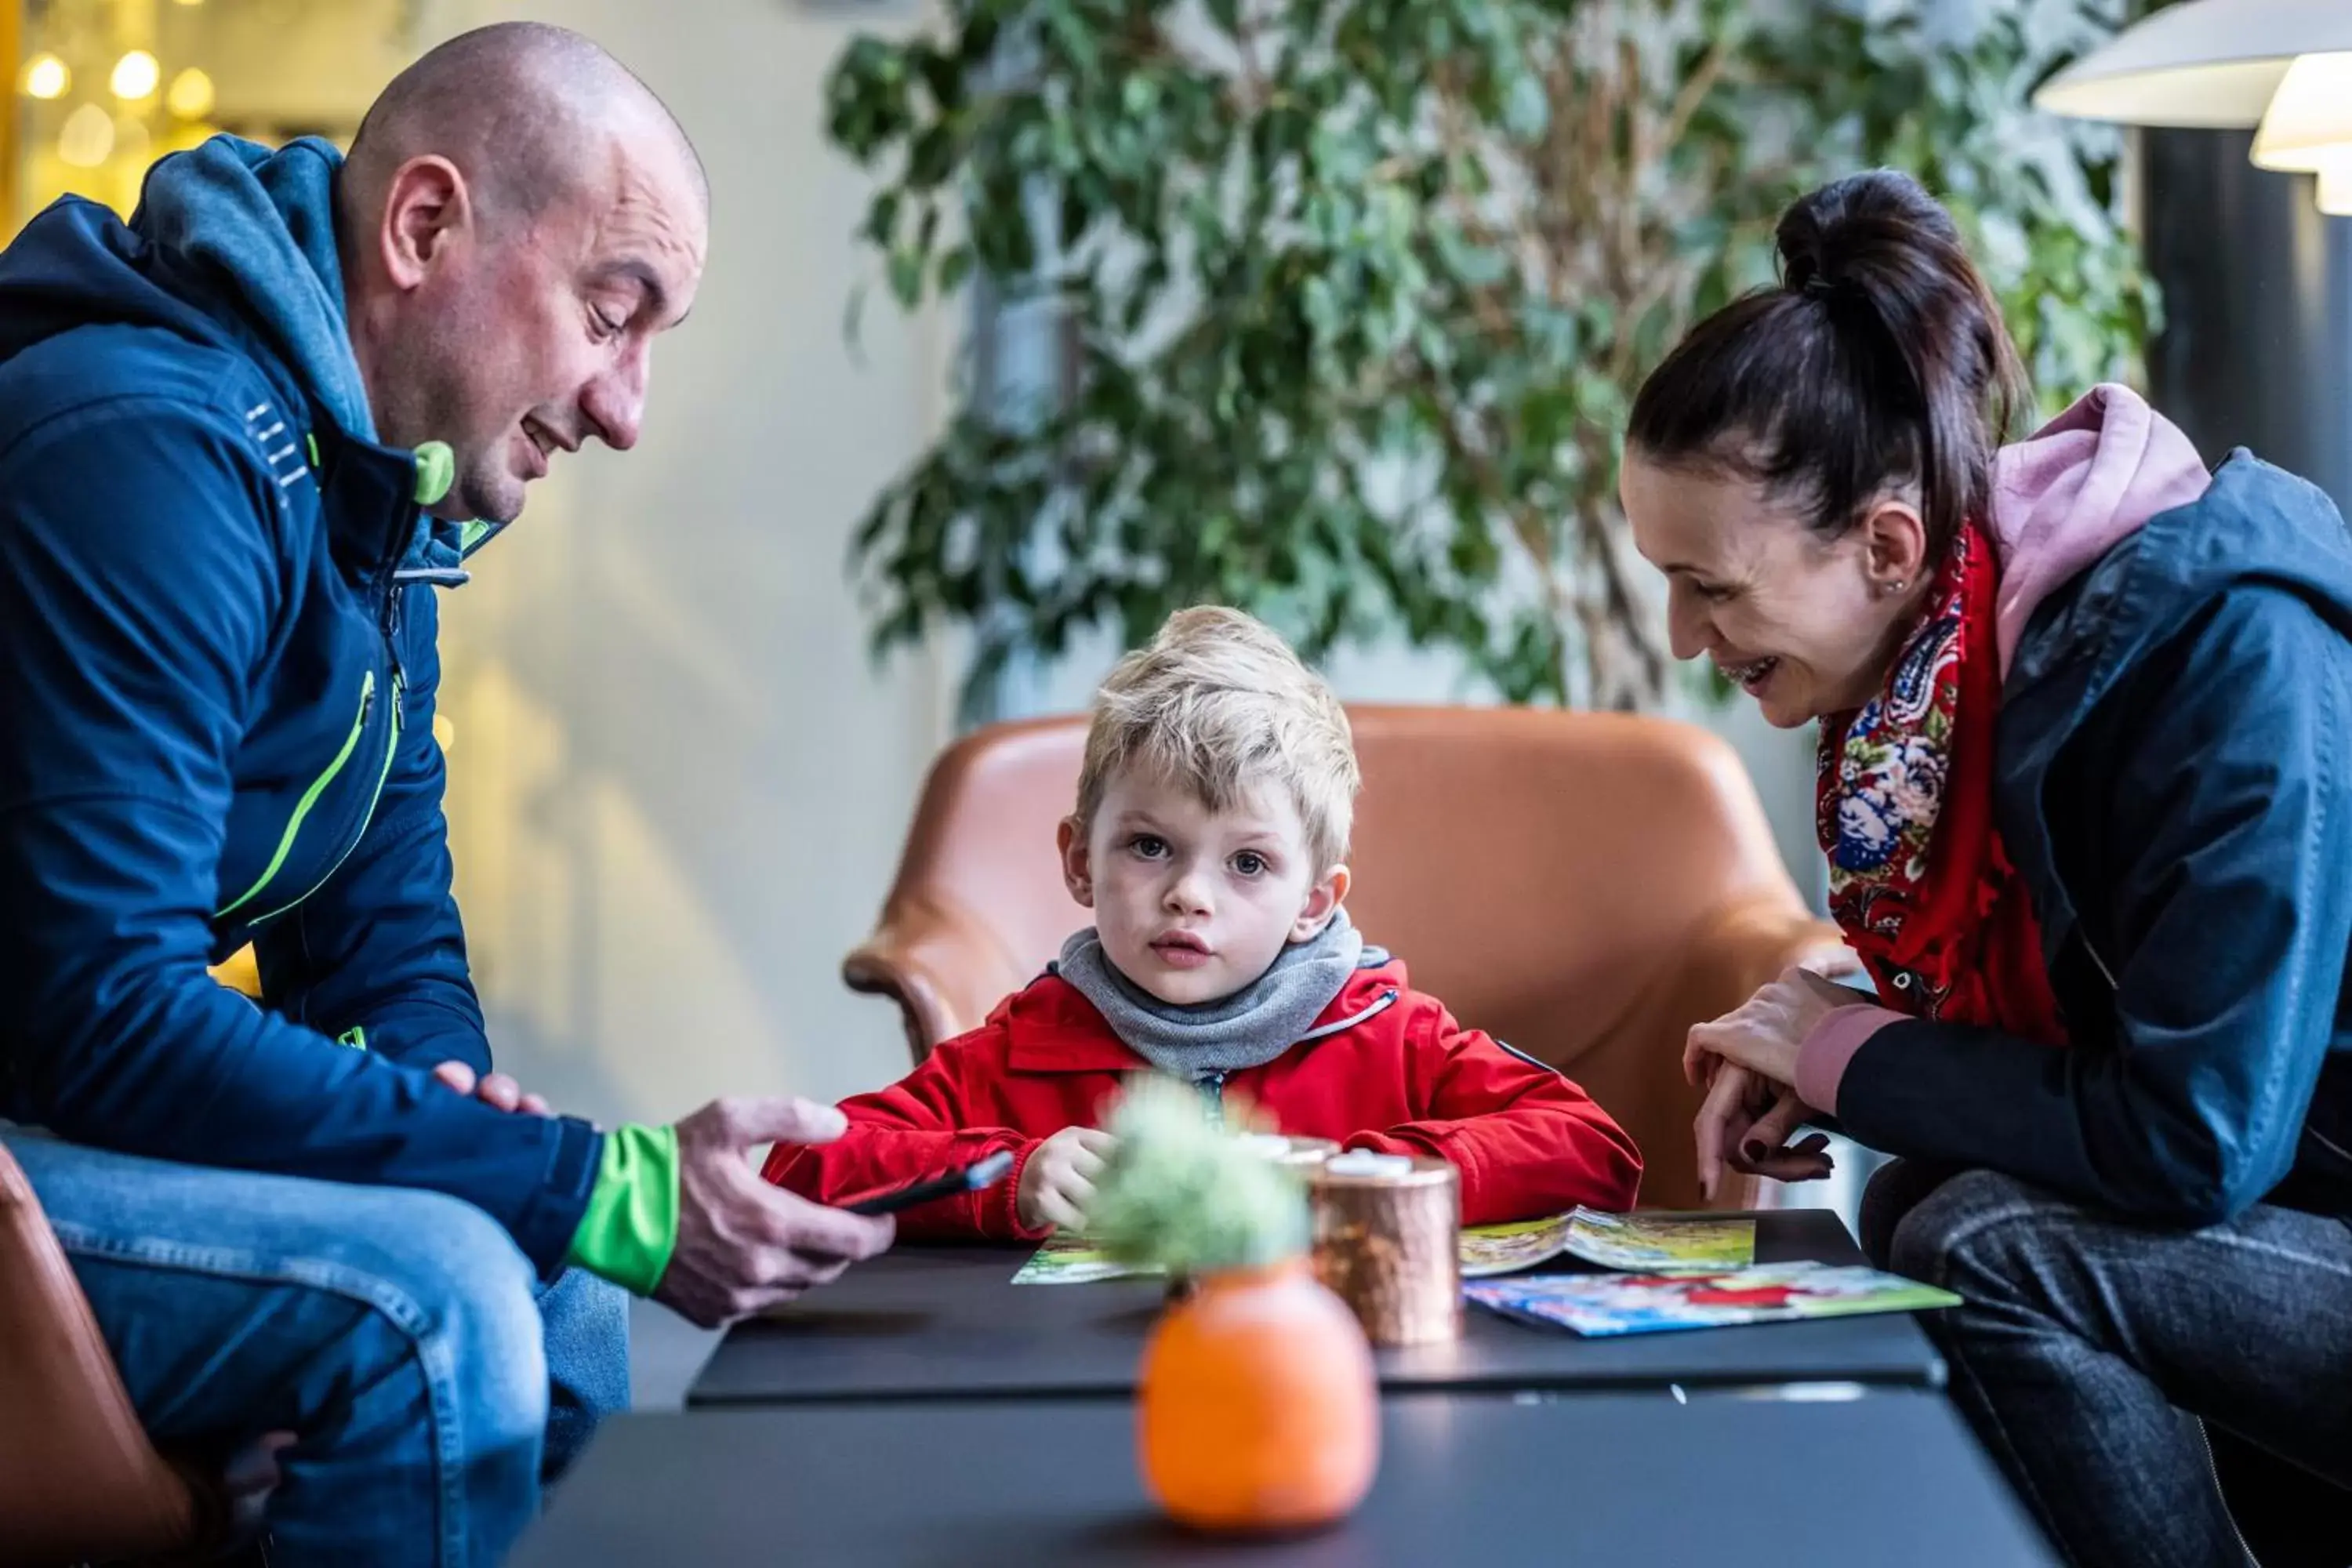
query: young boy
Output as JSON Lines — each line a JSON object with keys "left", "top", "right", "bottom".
{"left": 765, "top": 608, "right": 1642, "bottom": 1235}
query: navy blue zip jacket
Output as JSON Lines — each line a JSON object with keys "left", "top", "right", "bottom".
{"left": 0, "top": 136, "right": 601, "bottom": 1271}
{"left": 1828, "top": 441, "right": 2352, "bottom": 1225}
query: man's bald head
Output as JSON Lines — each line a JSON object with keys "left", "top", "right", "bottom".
{"left": 346, "top": 22, "right": 706, "bottom": 232}
{"left": 338, "top": 23, "right": 709, "bottom": 524}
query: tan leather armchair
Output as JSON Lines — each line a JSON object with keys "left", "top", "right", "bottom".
{"left": 1, "top": 1141, "right": 202, "bottom": 1566}
{"left": 0, "top": 1138, "right": 281, "bottom": 1568}
{"left": 847, "top": 706, "right": 1851, "bottom": 1210}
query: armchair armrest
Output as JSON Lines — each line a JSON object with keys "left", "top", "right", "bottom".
{"left": 0, "top": 1141, "right": 203, "bottom": 1566}
{"left": 842, "top": 892, "right": 1036, "bottom": 1065}
{"left": 1678, "top": 893, "right": 1857, "bottom": 1028}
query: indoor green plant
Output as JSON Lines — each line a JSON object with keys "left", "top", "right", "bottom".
{"left": 829, "top": 0, "right": 2154, "bottom": 715}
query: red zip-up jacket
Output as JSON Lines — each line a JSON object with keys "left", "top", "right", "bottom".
{"left": 764, "top": 957, "right": 1642, "bottom": 1237}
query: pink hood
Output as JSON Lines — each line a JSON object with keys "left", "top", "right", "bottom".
{"left": 1987, "top": 383, "right": 2212, "bottom": 678}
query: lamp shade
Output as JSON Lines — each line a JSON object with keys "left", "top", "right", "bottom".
{"left": 2252, "top": 52, "right": 2352, "bottom": 169}
{"left": 2033, "top": 0, "right": 2352, "bottom": 128}
{"left": 2320, "top": 163, "right": 2352, "bottom": 215}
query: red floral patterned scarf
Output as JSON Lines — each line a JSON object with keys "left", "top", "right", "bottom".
{"left": 1814, "top": 524, "right": 2068, "bottom": 1044}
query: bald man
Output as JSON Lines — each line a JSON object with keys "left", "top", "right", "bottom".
{"left": 0, "top": 24, "right": 889, "bottom": 1566}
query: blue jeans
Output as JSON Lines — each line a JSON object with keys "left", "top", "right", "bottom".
{"left": 1865, "top": 1162, "right": 2352, "bottom": 1568}
{"left": 3, "top": 1131, "right": 629, "bottom": 1567}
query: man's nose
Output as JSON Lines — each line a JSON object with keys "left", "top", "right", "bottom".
{"left": 580, "top": 345, "right": 648, "bottom": 452}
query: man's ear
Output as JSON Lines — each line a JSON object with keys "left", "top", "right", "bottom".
{"left": 1289, "top": 863, "right": 1350, "bottom": 943}
{"left": 1058, "top": 816, "right": 1096, "bottom": 909}
{"left": 377, "top": 154, "right": 472, "bottom": 292}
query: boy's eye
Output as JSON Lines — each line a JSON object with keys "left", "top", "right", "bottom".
{"left": 1131, "top": 835, "right": 1169, "bottom": 859}
{"left": 1232, "top": 851, "right": 1267, "bottom": 877}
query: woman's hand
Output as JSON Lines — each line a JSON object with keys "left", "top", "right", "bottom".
{"left": 1692, "top": 1062, "right": 1831, "bottom": 1202}
{"left": 1685, "top": 967, "right": 1869, "bottom": 1200}
{"left": 1682, "top": 966, "right": 1865, "bottom": 1090}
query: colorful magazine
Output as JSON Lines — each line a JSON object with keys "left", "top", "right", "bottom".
{"left": 1010, "top": 1234, "right": 1159, "bottom": 1285}
{"left": 1018, "top": 1207, "right": 1759, "bottom": 1283}
{"left": 1465, "top": 1261, "right": 1960, "bottom": 1338}
{"left": 1457, "top": 1209, "right": 1757, "bottom": 1279}
{"left": 1455, "top": 1214, "right": 1581, "bottom": 1278}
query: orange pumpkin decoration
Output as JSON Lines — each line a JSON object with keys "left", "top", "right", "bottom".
{"left": 1137, "top": 1256, "right": 1379, "bottom": 1532}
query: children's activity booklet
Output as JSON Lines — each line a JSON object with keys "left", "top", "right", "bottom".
{"left": 1457, "top": 1208, "right": 1758, "bottom": 1279}
{"left": 1015, "top": 1207, "right": 1948, "bottom": 1338}
{"left": 1464, "top": 1261, "right": 1960, "bottom": 1338}
{"left": 1010, "top": 1234, "right": 1157, "bottom": 1285}
{"left": 1016, "top": 1207, "right": 1758, "bottom": 1283}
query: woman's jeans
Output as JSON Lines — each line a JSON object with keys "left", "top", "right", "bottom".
{"left": 4, "top": 1131, "right": 629, "bottom": 1567}
{"left": 1863, "top": 1160, "right": 2352, "bottom": 1568}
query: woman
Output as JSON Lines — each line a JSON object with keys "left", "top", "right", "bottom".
{"left": 1623, "top": 168, "right": 2352, "bottom": 1568}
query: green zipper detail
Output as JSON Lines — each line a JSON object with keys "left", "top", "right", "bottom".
{"left": 250, "top": 671, "right": 403, "bottom": 925}
{"left": 218, "top": 671, "right": 376, "bottom": 920}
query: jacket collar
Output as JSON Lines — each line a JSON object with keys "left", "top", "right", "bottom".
{"left": 310, "top": 420, "right": 507, "bottom": 587}
{"left": 309, "top": 421, "right": 419, "bottom": 582}
{"left": 1000, "top": 957, "right": 1409, "bottom": 1074}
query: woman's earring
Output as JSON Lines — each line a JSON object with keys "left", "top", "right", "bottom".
{"left": 1883, "top": 579, "right": 1907, "bottom": 597}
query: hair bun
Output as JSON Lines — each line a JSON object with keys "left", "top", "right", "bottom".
{"left": 1631, "top": 165, "right": 2027, "bottom": 572}
{"left": 1776, "top": 169, "right": 1960, "bottom": 301}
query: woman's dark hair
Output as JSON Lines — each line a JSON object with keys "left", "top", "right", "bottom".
{"left": 1627, "top": 169, "right": 2028, "bottom": 557}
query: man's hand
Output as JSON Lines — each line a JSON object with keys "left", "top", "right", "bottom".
{"left": 432, "top": 1059, "right": 550, "bottom": 1117}
{"left": 1017, "top": 1126, "right": 1116, "bottom": 1233}
{"left": 655, "top": 1097, "right": 896, "bottom": 1328}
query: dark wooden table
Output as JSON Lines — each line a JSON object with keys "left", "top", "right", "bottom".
{"left": 519, "top": 1390, "right": 2055, "bottom": 1566}
{"left": 688, "top": 1207, "right": 1947, "bottom": 1406}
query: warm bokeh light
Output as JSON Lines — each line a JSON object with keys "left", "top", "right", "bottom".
{"left": 167, "top": 67, "right": 216, "bottom": 121}
{"left": 115, "top": 118, "right": 154, "bottom": 169}
{"left": 6, "top": 0, "right": 396, "bottom": 239}
{"left": 22, "top": 54, "right": 71, "bottom": 101}
{"left": 58, "top": 103, "right": 117, "bottom": 169}
{"left": 110, "top": 49, "right": 162, "bottom": 103}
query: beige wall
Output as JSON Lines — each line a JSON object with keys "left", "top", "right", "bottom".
{"left": 417, "top": 0, "right": 958, "bottom": 1125}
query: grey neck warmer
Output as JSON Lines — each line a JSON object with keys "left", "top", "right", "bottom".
{"left": 1055, "top": 907, "right": 1390, "bottom": 1079}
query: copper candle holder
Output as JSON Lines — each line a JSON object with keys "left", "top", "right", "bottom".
{"left": 1308, "top": 1152, "right": 1461, "bottom": 1346}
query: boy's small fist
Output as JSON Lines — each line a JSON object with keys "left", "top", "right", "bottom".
{"left": 1017, "top": 1126, "right": 1116, "bottom": 1233}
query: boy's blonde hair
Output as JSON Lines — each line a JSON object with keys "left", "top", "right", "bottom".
{"left": 1074, "top": 606, "right": 1359, "bottom": 872}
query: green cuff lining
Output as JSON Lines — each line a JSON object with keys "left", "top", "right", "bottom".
{"left": 565, "top": 1123, "right": 680, "bottom": 1296}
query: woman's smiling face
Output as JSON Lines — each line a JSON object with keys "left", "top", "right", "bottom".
{"left": 1621, "top": 451, "right": 1930, "bottom": 727}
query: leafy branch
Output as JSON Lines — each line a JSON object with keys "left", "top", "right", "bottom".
{"left": 832, "top": 0, "right": 2152, "bottom": 717}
